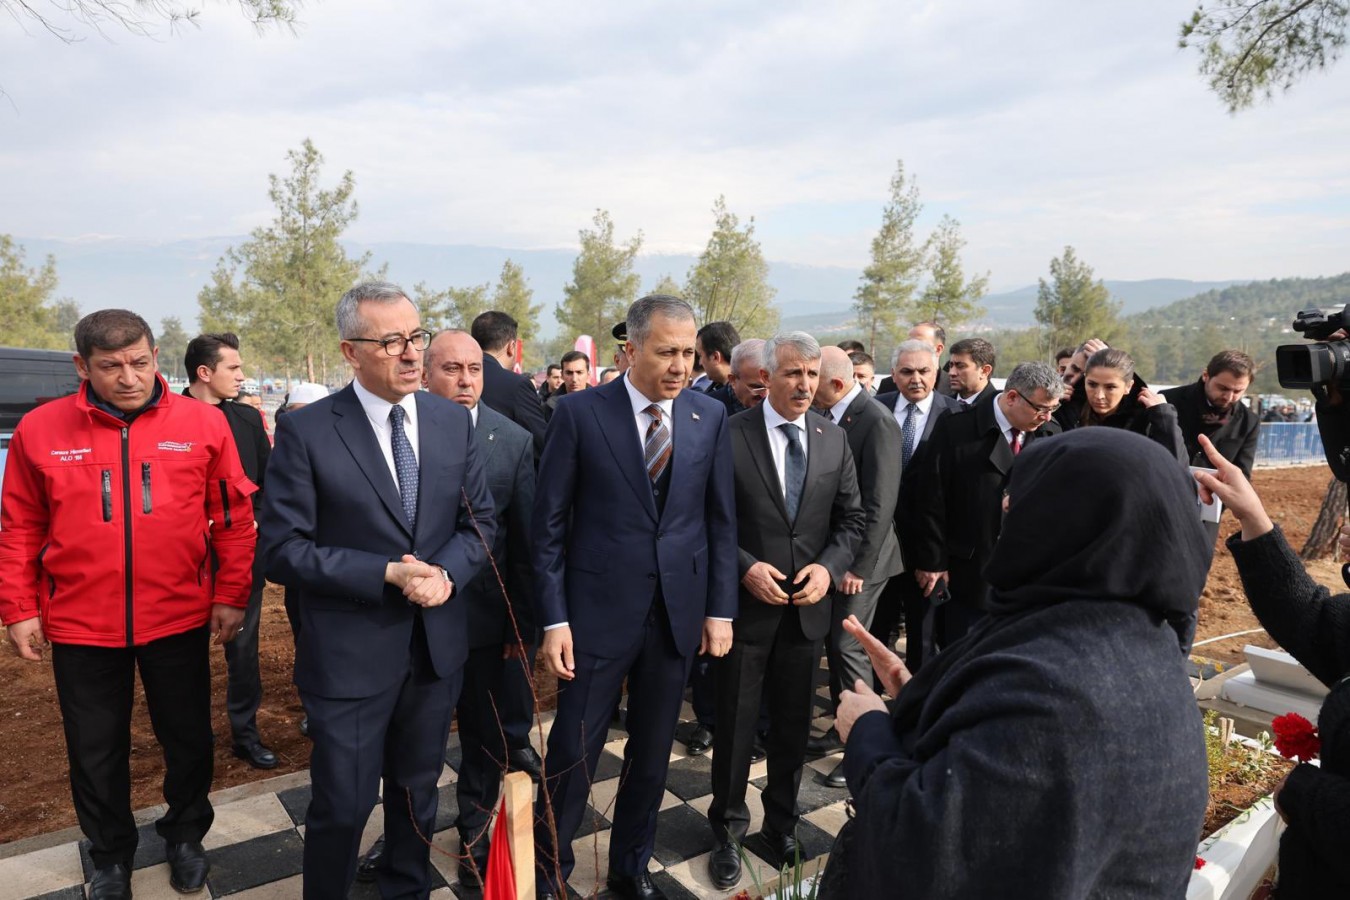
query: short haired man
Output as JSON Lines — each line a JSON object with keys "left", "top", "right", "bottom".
{"left": 1, "top": 310, "right": 257, "bottom": 898}
{"left": 911, "top": 361, "right": 1064, "bottom": 649}
{"left": 560, "top": 350, "right": 590, "bottom": 394}
{"left": 183, "top": 332, "right": 277, "bottom": 770}
{"left": 533, "top": 293, "right": 737, "bottom": 899}
{"left": 540, "top": 364, "right": 563, "bottom": 400}
{"left": 808, "top": 346, "right": 903, "bottom": 787}
{"left": 696, "top": 320, "right": 741, "bottom": 400}
{"left": 472, "top": 310, "right": 548, "bottom": 459}
{"left": 261, "top": 282, "right": 496, "bottom": 899}
{"left": 359, "top": 330, "right": 537, "bottom": 888}
{"left": 726, "top": 339, "right": 768, "bottom": 412}
{"left": 875, "top": 322, "right": 952, "bottom": 395}
{"left": 599, "top": 366, "right": 620, "bottom": 384}
{"left": 873, "top": 340, "right": 962, "bottom": 672}
{"left": 1161, "top": 350, "right": 1260, "bottom": 478}
{"left": 707, "top": 333, "right": 863, "bottom": 889}
{"left": 849, "top": 350, "right": 876, "bottom": 395}
{"left": 946, "top": 337, "right": 997, "bottom": 407}
{"left": 1055, "top": 347, "right": 1076, "bottom": 376}
{"left": 836, "top": 339, "right": 866, "bottom": 354}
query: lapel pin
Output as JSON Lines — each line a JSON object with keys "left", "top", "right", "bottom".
{"left": 815, "top": 426, "right": 823, "bottom": 434}
{"left": 692, "top": 412, "right": 701, "bottom": 420}
{"left": 488, "top": 433, "right": 495, "bottom": 441}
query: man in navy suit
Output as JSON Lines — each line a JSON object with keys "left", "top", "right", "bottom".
{"left": 532, "top": 294, "right": 738, "bottom": 900}
{"left": 260, "top": 282, "right": 496, "bottom": 900}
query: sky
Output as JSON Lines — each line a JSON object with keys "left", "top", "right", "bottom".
{"left": 2, "top": 0, "right": 1348, "bottom": 291}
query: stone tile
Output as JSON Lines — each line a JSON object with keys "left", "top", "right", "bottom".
{"left": 684, "top": 786, "right": 764, "bottom": 835}
{"left": 444, "top": 738, "right": 463, "bottom": 773}
{"left": 566, "top": 824, "right": 612, "bottom": 897}
{"left": 651, "top": 804, "right": 716, "bottom": 867}
{"left": 436, "top": 762, "right": 458, "bottom": 788}
{"left": 428, "top": 826, "right": 464, "bottom": 889}
{"left": 594, "top": 749, "right": 625, "bottom": 783}
{"left": 803, "top": 800, "right": 849, "bottom": 837}
{"left": 740, "top": 818, "right": 833, "bottom": 868}
{"left": 79, "top": 822, "right": 166, "bottom": 881}
{"left": 359, "top": 803, "right": 385, "bottom": 855}
{"left": 748, "top": 769, "right": 846, "bottom": 816}
{"left": 574, "top": 803, "right": 613, "bottom": 840}
{"left": 348, "top": 859, "right": 448, "bottom": 899}
{"left": 432, "top": 782, "right": 461, "bottom": 834}
{"left": 658, "top": 790, "right": 684, "bottom": 813}
{"left": 275, "top": 783, "right": 311, "bottom": 827}
{"left": 224, "top": 873, "right": 303, "bottom": 899}
{"left": 30, "top": 887, "right": 87, "bottom": 900}
{"left": 650, "top": 868, "right": 702, "bottom": 900}
{"left": 127, "top": 863, "right": 201, "bottom": 900}
{"left": 0, "top": 840, "right": 84, "bottom": 896}
{"left": 804, "top": 755, "right": 839, "bottom": 777}
{"left": 660, "top": 849, "right": 758, "bottom": 899}
{"left": 206, "top": 829, "right": 305, "bottom": 896}
{"left": 662, "top": 756, "right": 713, "bottom": 801}
{"left": 203, "top": 794, "right": 296, "bottom": 851}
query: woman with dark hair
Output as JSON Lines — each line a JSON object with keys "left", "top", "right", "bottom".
{"left": 1061, "top": 347, "right": 1187, "bottom": 461}
{"left": 1196, "top": 434, "right": 1350, "bottom": 898}
{"left": 821, "top": 428, "right": 1212, "bottom": 899}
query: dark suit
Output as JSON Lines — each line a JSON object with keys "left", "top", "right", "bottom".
{"left": 454, "top": 404, "right": 536, "bottom": 858}
{"left": 910, "top": 394, "right": 1059, "bottom": 647}
{"left": 710, "top": 405, "right": 864, "bottom": 844}
{"left": 824, "top": 389, "right": 903, "bottom": 710}
{"left": 532, "top": 377, "right": 738, "bottom": 889}
{"left": 955, "top": 381, "right": 997, "bottom": 408}
{"left": 481, "top": 353, "right": 547, "bottom": 462}
{"left": 1161, "top": 379, "right": 1260, "bottom": 478}
{"left": 259, "top": 384, "right": 496, "bottom": 900}
{"left": 873, "top": 390, "right": 962, "bottom": 670}
{"left": 181, "top": 391, "right": 272, "bottom": 745}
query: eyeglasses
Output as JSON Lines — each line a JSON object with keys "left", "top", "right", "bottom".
{"left": 1015, "top": 392, "right": 1060, "bottom": 417}
{"left": 348, "top": 331, "right": 433, "bottom": 356}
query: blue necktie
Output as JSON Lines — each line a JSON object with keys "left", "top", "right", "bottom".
{"left": 902, "top": 402, "right": 918, "bottom": 469}
{"left": 389, "top": 405, "right": 419, "bottom": 529}
{"left": 780, "top": 423, "right": 805, "bottom": 521}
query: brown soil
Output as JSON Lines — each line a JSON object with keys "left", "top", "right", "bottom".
{"left": 0, "top": 464, "right": 1337, "bottom": 845}
{"left": 1203, "top": 758, "right": 1295, "bottom": 838}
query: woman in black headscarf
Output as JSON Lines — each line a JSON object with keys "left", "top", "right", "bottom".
{"left": 820, "top": 428, "right": 1212, "bottom": 899}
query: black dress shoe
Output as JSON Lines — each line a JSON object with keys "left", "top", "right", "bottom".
{"left": 805, "top": 727, "right": 843, "bottom": 755}
{"left": 507, "top": 745, "right": 543, "bottom": 782}
{"left": 298, "top": 716, "right": 309, "bottom": 738}
{"left": 822, "top": 759, "right": 847, "bottom": 789}
{"left": 165, "top": 841, "right": 209, "bottom": 893}
{"left": 606, "top": 870, "right": 663, "bottom": 899}
{"left": 708, "top": 840, "right": 742, "bottom": 889}
{"left": 231, "top": 740, "right": 279, "bottom": 769}
{"left": 685, "top": 723, "right": 714, "bottom": 756}
{"left": 356, "top": 836, "right": 385, "bottom": 883}
{"left": 750, "top": 734, "right": 767, "bottom": 763}
{"left": 759, "top": 828, "right": 799, "bottom": 869}
{"left": 88, "top": 862, "right": 132, "bottom": 900}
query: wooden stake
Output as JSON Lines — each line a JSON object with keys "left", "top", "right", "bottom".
{"left": 503, "top": 770, "right": 535, "bottom": 900}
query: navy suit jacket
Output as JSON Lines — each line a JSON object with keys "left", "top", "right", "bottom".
{"left": 531, "top": 377, "right": 738, "bottom": 660}
{"left": 463, "top": 403, "right": 536, "bottom": 650}
{"left": 259, "top": 384, "right": 496, "bottom": 699}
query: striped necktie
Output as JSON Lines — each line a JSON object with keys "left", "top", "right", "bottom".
{"left": 644, "top": 404, "right": 671, "bottom": 483}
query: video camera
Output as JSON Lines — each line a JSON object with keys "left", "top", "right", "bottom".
{"left": 1276, "top": 304, "right": 1350, "bottom": 389}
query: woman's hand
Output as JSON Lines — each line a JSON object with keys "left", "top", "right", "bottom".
{"left": 837, "top": 679, "right": 888, "bottom": 743}
{"left": 1136, "top": 386, "right": 1166, "bottom": 409}
{"left": 842, "top": 614, "right": 911, "bottom": 697}
{"left": 1192, "top": 435, "right": 1274, "bottom": 540}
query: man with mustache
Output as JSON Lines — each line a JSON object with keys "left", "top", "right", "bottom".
{"left": 706, "top": 332, "right": 864, "bottom": 890}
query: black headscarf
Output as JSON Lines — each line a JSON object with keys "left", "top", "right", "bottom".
{"left": 983, "top": 427, "right": 1212, "bottom": 644}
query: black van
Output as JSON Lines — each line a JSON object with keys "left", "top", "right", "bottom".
{"left": 0, "top": 348, "right": 83, "bottom": 487}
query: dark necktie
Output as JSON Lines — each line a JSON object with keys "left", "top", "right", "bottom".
{"left": 901, "top": 402, "right": 918, "bottom": 468}
{"left": 822, "top": 408, "right": 835, "bottom": 422}
{"left": 389, "top": 405, "right": 419, "bottom": 529}
{"left": 780, "top": 423, "right": 805, "bottom": 520}
{"left": 644, "top": 404, "right": 671, "bottom": 483}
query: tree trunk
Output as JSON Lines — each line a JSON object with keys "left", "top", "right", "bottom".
{"left": 1300, "top": 476, "right": 1348, "bottom": 560}
{"left": 305, "top": 353, "right": 315, "bottom": 384}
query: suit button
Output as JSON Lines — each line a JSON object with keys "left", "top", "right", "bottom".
{"left": 792, "top": 532, "right": 800, "bottom": 539}
{"left": 657, "top": 532, "right": 665, "bottom": 540}
{"left": 647, "top": 573, "right": 657, "bottom": 580}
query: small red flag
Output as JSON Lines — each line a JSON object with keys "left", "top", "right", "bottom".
{"left": 483, "top": 795, "right": 517, "bottom": 900}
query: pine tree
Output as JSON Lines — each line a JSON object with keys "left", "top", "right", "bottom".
{"left": 854, "top": 161, "right": 924, "bottom": 354}
{"left": 684, "top": 196, "right": 778, "bottom": 335}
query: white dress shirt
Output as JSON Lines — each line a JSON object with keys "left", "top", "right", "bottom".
{"left": 468, "top": 403, "right": 479, "bottom": 429}
{"left": 762, "top": 400, "right": 809, "bottom": 501}
{"left": 992, "top": 393, "right": 1020, "bottom": 447}
{"left": 623, "top": 373, "right": 676, "bottom": 449}
{"left": 827, "top": 382, "right": 863, "bottom": 425}
{"left": 352, "top": 378, "right": 420, "bottom": 483}
{"left": 891, "top": 390, "right": 935, "bottom": 439}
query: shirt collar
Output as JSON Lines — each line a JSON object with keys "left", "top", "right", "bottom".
{"left": 763, "top": 398, "right": 807, "bottom": 433}
{"left": 623, "top": 373, "right": 674, "bottom": 420}
{"left": 469, "top": 403, "right": 479, "bottom": 428}
{"left": 828, "top": 382, "right": 863, "bottom": 423}
{"left": 992, "top": 392, "right": 1016, "bottom": 436}
{"left": 902, "top": 390, "right": 935, "bottom": 415}
{"left": 352, "top": 377, "right": 418, "bottom": 425}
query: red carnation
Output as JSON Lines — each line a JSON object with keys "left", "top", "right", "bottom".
{"left": 1271, "top": 712, "right": 1320, "bottom": 762}
{"left": 1194, "top": 856, "right": 1207, "bottom": 870}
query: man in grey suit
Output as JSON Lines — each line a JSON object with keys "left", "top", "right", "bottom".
{"left": 357, "top": 330, "right": 537, "bottom": 888}
{"left": 707, "top": 332, "right": 864, "bottom": 890}
{"left": 807, "top": 346, "right": 903, "bottom": 787}
{"left": 872, "top": 339, "right": 963, "bottom": 673}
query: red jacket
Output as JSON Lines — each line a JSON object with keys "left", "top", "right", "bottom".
{"left": 0, "top": 375, "right": 257, "bottom": 647}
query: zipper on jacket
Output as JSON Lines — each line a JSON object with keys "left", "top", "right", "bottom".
{"left": 141, "top": 463, "right": 152, "bottom": 514}
{"left": 101, "top": 469, "right": 112, "bottom": 522}
{"left": 122, "top": 427, "right": 134, "bottom": 647}
{"left": 218, "top": 479, "right": 231, "bottom": 528}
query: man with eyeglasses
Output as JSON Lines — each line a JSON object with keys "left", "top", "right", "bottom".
{"left": 870, "top": 340, "right": 962, "bottom": 675}
{"left": 259, "top": 281, "right": 496, "bottom": 900}
{"left": 910, "top": 361, "right": 1063, "bottom": 651}
{"left": 725, "top": 338, "right": 768, "bottom": 415}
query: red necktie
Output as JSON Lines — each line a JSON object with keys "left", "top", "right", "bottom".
{"left": 1011, "top": 431, "right": 1023, "bottom": 455}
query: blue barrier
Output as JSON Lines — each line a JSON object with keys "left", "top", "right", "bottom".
{"left": 1255, "top": 422, "right": 1325, "bottom": 466}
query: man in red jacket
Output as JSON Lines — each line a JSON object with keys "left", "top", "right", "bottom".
{"left": 0, "top": 310, "right": 257, "bottom": 900}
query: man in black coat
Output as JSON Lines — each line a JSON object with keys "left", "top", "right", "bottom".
{"left": 946, "top": 337, "right": 997, "bottom": 408}
{"left": 1161, "top": 349, "right": 1260, "bottom": 478}
{"left": 875, "top": 322, "right": 952, "bottom": 396}
{"left": 471, "top": 310, "right": 547, "bottom": 462}
{"left": 183, "top": 332, "right": 276, "bottom": 769}
{"left": 910, "top": 362, "right": 1063, "bottom": 650}
{"left": 808, "top": 347, "right": 902, "bottom": 785}
{"left": 871, "top": 339, "right": 962, "bottom": 673}
{"left": 707, "top": 332, "right": 864, "bottom": 890}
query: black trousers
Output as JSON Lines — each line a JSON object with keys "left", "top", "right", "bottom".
{"left": 300, "top": 619, "right": 461, "bottom": 900}
{"left": 217, "top": 547, "right": 265, "bottom": 744}
{"left": 51, "top": 626, "right": 215, "bottom": 869}
{"left": 455, "top": 645, "right": 511, "bottom": 852}
{"left": 709, "top": 608, "right": 819, "bottom": 843}
{"left": 497, "top": 642, "right": 537, "bottom": 752}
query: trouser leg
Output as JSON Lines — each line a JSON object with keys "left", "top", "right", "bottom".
{"left": 137, "top": 626, "right": 216, "bottom": 845}
{"left": 497, "top": 642, "right": 538, "bottom": 752}
{"left": 456, "top": 646, "right": 507, "bottom": 854}
{"left": 708, "top": 632, "right": 771, "bottom": 844}
{"left": 760, "top": 612, "right": 818, "bottom": 838}
{"left": 826, "top": 577, "right": 884, "bottom": 711}
{"left": 224, "top": 563, "right": 265, "bottom": 744}
{"left": 51, "top": 641, "right": 138, "bottom": 869}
